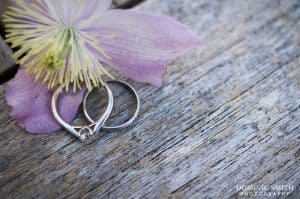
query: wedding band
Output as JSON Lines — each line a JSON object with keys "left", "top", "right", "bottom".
{"left": 51, "top": 82, "right": 114, "bottom": 141}
{"left": 83, "top": 80, "right": 140, "bottom": 130}
{"left": 52, "top": 80, "right": 140, "bottom": 141}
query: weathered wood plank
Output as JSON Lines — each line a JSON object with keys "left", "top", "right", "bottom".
{"left": 0, "top": 0, "right": 5, "bottom": 32}
{"left": 113, "top": 0, "right": 144, "bottom": 8}
{"left": 0, "top": 2, "right": 16, "bottom": 82}
{"left": 84, "top": 1, "right": 300, "bottom": 197}
{"left": 0, "top": 0, "right": 300, "bottom": 198}
{"left": 0, "top": 36, "right": 16, "bottom": 84}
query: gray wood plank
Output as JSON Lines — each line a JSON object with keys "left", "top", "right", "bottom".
{"left": 0, "top": 2, "right": 15, "bottom": 82}
{"left": 0, "top": 0, "right": 5, "bottom": 31}
{"left": 0, "top": 36, "right": 15, "bottom": 84}
{"left": 0, "top": 0, "right": 300, "bottom": 198}
{"left": 113, "top": 0, "right": 144, "bottom": 8}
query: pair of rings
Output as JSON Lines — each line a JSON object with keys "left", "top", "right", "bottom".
{"left": 51, "top": 80, "right": 140, "bottom": 141}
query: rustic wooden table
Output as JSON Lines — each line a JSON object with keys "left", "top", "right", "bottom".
{"left": 0, "top": 0, "right": 299, "bottom": 198}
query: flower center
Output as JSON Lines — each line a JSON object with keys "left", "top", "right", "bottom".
{"left": 43, "top": 28, "right": 72, "bottom": 70}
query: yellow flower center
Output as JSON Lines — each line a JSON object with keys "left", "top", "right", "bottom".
{"left": 43, "top": 52, "right": 63, "bottom": 70}
{"left": 42, "top": 28, "right": 72, "bottom": 70}
{"left": 3, "top": 3, "right": 115, "bottom": 92}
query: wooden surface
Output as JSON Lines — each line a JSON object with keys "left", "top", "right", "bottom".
{"left": 0, "top": 37, "right": 16, "bottom": 84}
{"left": 0, "top": 0, "right": 300, "bottom": 198}
{"left": 113, "top": 0, "right": 144, "bottom": 8}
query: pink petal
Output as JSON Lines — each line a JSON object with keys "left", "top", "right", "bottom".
{"left": 3, "top": 0, "right": 112, "bottom": 8}
{"left": 82, "top": 10, "right": 200, "bottom": 87}
{"left": 5, "top": 68, "right": 86, "bottom": 134}
{"left": 42, "top": 0, "right": 112, "bottom": 25}
{"left": 71, "top": 0, "right": 113, "bottom": 25}
{"left": 3, "top": 0, "right": 112, "bottom": 25}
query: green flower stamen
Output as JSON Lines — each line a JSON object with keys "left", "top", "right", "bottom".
{"left": 43, "top": 28, "right": 71, "bottom": 70}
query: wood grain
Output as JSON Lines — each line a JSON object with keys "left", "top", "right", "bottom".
{"left": 0, "top": 1, "right": 14, "bottom": 82}
{"left": 0, "top": 36, "right": 15, "bottom": 84}
{"left": 0, "top": 0, "right": 5, "bottom": 32}
{"left": 0, "top": 0, "right": 300, "bottom": 198}
{"left": 113, "top": 0, "right": 144, "bottom": 8}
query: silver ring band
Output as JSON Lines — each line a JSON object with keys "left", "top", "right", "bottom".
{"left": 83, "top": 80, "right": 140, "bottom": 130}
{"left": 51, "top": 82, "right": 114, "bottom": 141}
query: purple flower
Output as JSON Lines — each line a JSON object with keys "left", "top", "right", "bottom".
{"left": 4, "top": 0, "right": 200, "bottom": 133}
